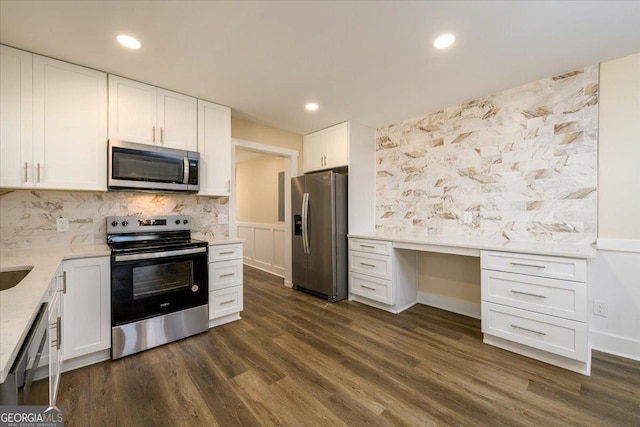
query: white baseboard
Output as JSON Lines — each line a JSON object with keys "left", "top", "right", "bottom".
{"left": 284, "top": 280, "right": 292, "bottom": 288}
{"left": 596, "top": 238, "right": 640, "bottom": 253}
{"left": 417, "top": 291, "right": 481, "bottom": 319}
{"left": 590, "top": 330, "right": 640, "bottom": 362}
{"left": 243, "top": 259, "right": 284, "bottom": 278}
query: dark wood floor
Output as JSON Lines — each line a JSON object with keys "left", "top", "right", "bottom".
{"left": 44, "top": 265, "right": 640, "bottom": 426}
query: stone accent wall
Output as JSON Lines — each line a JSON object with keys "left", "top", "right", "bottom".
{"left": 0, "top": 190, "right": 229, "bottom": 250}
{"left": 376, "top": 65, "right": 598, "bottom": 244}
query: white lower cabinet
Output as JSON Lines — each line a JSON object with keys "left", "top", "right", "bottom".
{"left": 208, "top": 243, "right": 243, "bottom": 327}
{"left": 481, "top": 250, "right": 590, "bottom": 374}
{"left": 348, "top": 237, "right": 416, "bottom": 313}
{"left": 61, "top": 257, "right": 110, "bottom": 365}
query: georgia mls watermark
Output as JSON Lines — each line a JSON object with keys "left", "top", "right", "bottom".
{"left": 0, "top": 406, "right": 64, "bottom": 427}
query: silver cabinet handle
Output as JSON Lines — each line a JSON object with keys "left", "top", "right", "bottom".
{"left": 220, "top": 251, "right": 235, "bottom": 255}
{"left": 61, "top": 271, "right": 67, "bottom": 294}
{"left": 511, "top": 290, "right": 546, "bottom": 299}
{"left": 37, "top": 163, "right": 41, "bottom": 183}
{"left": 510, "top": 262, "right": 546, "bottom": 269}
{"left": 359, "top": 244, "right": 375, "bottom": 249}
{"left": 152, "top": 126, "right": 156, "bottom": 142}
{"left": 219, "top": 273, "right": 235, "bottom": 278}
{"left": 361, "top": 285, "right": 376, "bottom": 291}
{"left": 57, "top": 316, "right": 61, "bottom": 350}
{"left": 220, "top": 299, "right": 236, "bottom": 305}
{"left": 160, "top": 127, "right": 164, "bottom": 144}
{"left": 359, "top": 262, "right": 376, "bottom": 268}
{"left": 24, "top": 162, "right": 29, "bottom": 182}
{"left": 511, "top": 324, "right": 546, "bottom": 336}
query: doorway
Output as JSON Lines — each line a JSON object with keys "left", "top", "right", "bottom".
{"left": 230, "top": 138, "right": 299, "bottom": 288}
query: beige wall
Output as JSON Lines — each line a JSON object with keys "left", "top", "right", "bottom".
{"left": 236, "top": 155, "right": 285, "bottom": 224}
{"left": 598, "top": 52, "right": 640, "bottom": 240}
{"left": 231, "top": 117, "right": 303, "bottom": 172}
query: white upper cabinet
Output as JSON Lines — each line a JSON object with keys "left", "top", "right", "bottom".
{"left": 303, "top": 121, "right": 348, "bottom": 172}
{"left": 108, "top": 75, "right": 197, "bottom": 151}
{"left": 32, "top": 55, "right": 107, "bottom": 191}
{"left": 197, "top": 99, "right": 231, "bottom": 196}
{"left": 0, "top": 45, "right": 33, "bottom": 188}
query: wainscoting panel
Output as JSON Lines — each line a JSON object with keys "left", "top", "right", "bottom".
{"left": 238, "top": 222, "right": 285, "bottom": 277}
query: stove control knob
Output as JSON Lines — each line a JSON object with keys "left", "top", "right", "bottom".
{"left": 183, "top": 219, "right": 189, "bottom": 224}
{"left": 111, "top": 221, "right": 118, "bottom": 227}
{"left": 122, "top": 221, "right": 128, "bottom": 227}
{"left": 175, "top": 220, "right": 181, "bottom": 225}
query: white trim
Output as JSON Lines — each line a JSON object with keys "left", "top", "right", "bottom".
{"left": 417, "top": 291, "right": 481, "bottom": 319}
{"left": 238, "top": 222, "right": 286, "bottom": 277}
{"left": 596, "top": 238, "right": 640, "bottom": 253}
{"left": 590, "top": 330, "right": 640, "bottom": 362}
{"left": 231, "top": 138, "right": 299, "bottom": 288}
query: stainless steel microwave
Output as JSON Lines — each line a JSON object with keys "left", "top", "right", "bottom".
{"left": 108, "top": 140, "right": 199, "bottom": 192}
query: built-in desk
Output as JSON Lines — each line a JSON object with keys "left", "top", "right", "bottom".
{"left": 347, "top": 232, "right": 596, "bottom": 375}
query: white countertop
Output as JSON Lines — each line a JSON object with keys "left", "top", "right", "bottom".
{"left": 0, "top": 245, "right": 111, "bottom": 383}
{"left": 348, "top": 231, "right": 597, "bottom": 259}
{"left": 198, "top": 236, "right": 245, "bottom": 246}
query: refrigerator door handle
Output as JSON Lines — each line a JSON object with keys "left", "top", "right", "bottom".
{"left": 302, "top": 192, "right": 310, "bottom": 254}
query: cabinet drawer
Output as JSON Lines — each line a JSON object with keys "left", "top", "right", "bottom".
{"left": 482, "top": 302, "right": 588, "bottom": 362}
{"left": 350, "top": 272, "right": 393, "bottom": 305}
{"left": 209, "top": 286, "right": 243, "bottom": 319}
{"left": 349, "top": 251, "right": 392, "bottom": 280}
{"left": 482, "top": 270, "right": 587, "bottom": 321}
{"left": 209, "top": 244, "right": 242, "bottom": 261}
{"left": 209, "top": 259, "right": 243, "bottom": 291}
{"left": 481, "top": 251, "right": 586, "bottom": 282}
{"left": 349, "top": 238, "right": 392, "bottom": 255}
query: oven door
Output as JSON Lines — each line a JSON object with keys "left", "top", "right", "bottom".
{"left": 111, "top": 246, "right": 208, "bottom": 326}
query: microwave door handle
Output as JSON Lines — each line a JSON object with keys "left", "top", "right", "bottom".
{"left": 183, "top": 157, "right": 189, "bottom": 184}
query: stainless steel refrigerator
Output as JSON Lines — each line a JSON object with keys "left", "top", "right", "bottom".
{"left": 291, "top": 171, "right": 348, "bottom": 301}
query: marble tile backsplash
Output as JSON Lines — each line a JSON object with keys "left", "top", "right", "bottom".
{"left": 0, "top": 190, "right": 229, "bottom": 250}
{"left": 376, "top": 65, "right": 598, "bottom": 244}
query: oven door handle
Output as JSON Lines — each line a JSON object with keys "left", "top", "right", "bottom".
{"left": 114, "top": 247, "right": 207, "bottom": 262}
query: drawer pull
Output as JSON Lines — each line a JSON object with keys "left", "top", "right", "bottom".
{"left": 219, "top": 273, "right": 235, "bottom": 277}
{"left": 510, "top": 324, "right": 546, "bottom": 336}
{"left": 220, "top": 299, "right": 236, "bottom": 305}
{"left": 509, "top": 262, "right": 546, "bottom": 269}
{"left": 361, "top": 285, "right": 376, "bottom": 291}
{"left": 359, "top": 262, "right": 376, "bottom": 268}
{"left": 220, "top": 251, "right": 235, "bottom": 255}
{"left": 359, "top": 244, "right": 376, "bottom": 249}
{"left": 510, "top": 290, "right": 547, "bottom": 299}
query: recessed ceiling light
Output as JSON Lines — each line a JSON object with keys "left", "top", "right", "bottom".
{"left": 305, "top": 102, "right": 319, "bottom": 111}
{"left": 433, "top": 33, "right": 455, "bottom": 49}
{"left": 117, "top": 34, "right": 141, "bottom": 49}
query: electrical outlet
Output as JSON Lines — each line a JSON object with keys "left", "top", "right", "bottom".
{"left": 56, "top": 217, "right": 69, "bottom": 232}
{"left": 463, "top": 211, "right": 473, "bottom": 224}
{"left": 218, "top": 214, "right": 228, "bottom": 225}
{"left": 593, "top": 300, "right": 608, "bottom": 317}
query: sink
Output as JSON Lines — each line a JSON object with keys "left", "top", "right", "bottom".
{"left": 0, "top": 267, "right": 34, "bottom": 291}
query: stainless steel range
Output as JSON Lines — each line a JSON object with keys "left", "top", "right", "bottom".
{"left": 107, "top": 215, "right": 208, "bottom": 359}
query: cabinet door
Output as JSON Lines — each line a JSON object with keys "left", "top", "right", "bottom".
{"left": 0, "top": 45, "right": 33, "bottom": 188}
{"left": 33, "top": 55, "right": 107, "bottom": 190}
{"left": 303, "top": 130, "right": 325, "bottom": 172}
{"left": 157, "top": 88, "right": 197, "bottom": 151}
{"left": 48, "top": 268, "right": 63, "bottom": 407}
{"left": 324, "top": 122, "right": 348, "bottom": 169}
{"left": 108, "top": 75, "right": 156, "bottom": 144}
{"left": 62, "top": 257, "right": 110, "bottom": 360}
{"left": 197, "top": 100, "right": 231, "bottom": 195}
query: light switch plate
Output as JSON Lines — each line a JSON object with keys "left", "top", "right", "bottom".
{"left": 56, "top": 217, "right": 69, "bottom": 232}
{"left": 463, "top": 212, "right": 473, "bottom": 224}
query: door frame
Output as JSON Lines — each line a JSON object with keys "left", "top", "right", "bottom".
{"left": 230, "top": 138, "right": 299, "bottom": 288}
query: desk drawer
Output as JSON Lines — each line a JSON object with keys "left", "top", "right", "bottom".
{"left": 350, "top": 272, "right": 393, "bottom": 305}
{"left": 209, "top": 244, "right": 243, "bottom": 262}
{"left": 209, "top": 259, "right": 243, "bottom": 291}
{"left": 349, "top": 238, "right": 392, "bottom": 255}
{"left": 349, "top": 251, "right": 392, "bottom": 280}
{"left": 482, "top": 270, "right": 587, "bottom": 321}
{"left": 209, "top": 286, "right": 243, "bottom": 319}
{"left": 482, "top": 302, "right": 588, "bottom": 362}
{"left": 481, "top": 251, "right": 586, "bottom": 282}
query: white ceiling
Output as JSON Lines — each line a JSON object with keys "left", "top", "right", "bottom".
{"left": 1, "top": 1, "right": 639, "bottom": 136}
